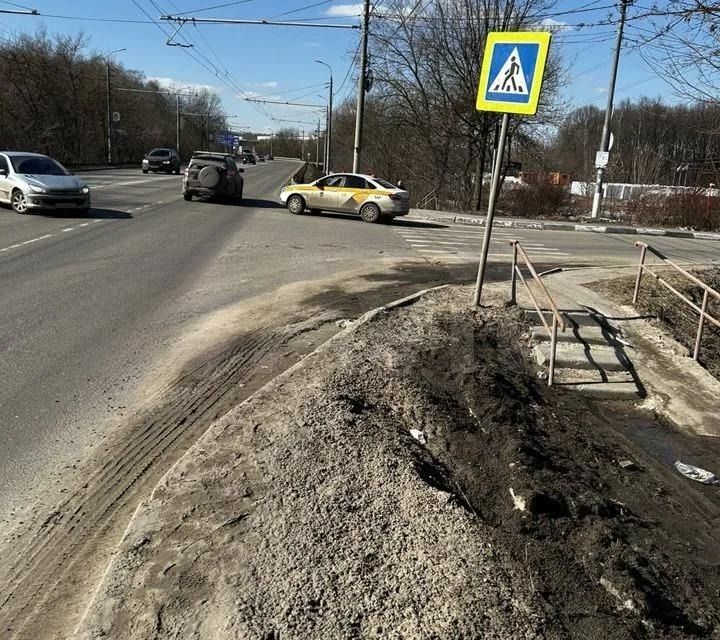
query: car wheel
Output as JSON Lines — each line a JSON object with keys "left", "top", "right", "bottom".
{"left": 174, "top": 167, "right": 180, "bottom": 175}
{"left": 287, "top": 194, "right": 305, "bottom": 215}
{"left": 142, "top": 169, "right": 148, "bottom": 174}
{"left": 183, "top": 192, "right": 192, "bottom": 201}
{"left": 235, "top": 189, "right": 243, "bottom": 204}
{"left": 360, "top": 202, "right": 381, "bottom": 223}
{"left": 11, "top": 189, "right": 29, "bottom": 214}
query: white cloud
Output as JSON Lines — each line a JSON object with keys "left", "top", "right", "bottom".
{"left": 325, "top": 3, "right": 363, "bottom": 17}
{"left": 594, "top": 86, "right": 608, "bottom": 94}
{"left": 147, "top": 76, "right": 217, "bottom": 93}
{"left": 537, "top": 18, "right": 573, "bottom": 32}
{"left": 250, "top": 81, "right": 279, "bottom": 89}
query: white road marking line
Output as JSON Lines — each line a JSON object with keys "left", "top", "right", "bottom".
{"left": 93, "top": 219, "right": 101, "bottom": 222}
{"left": 0, "top": 234, "right": 52, "bottom": 252}
{"left": 89, "top": 176, "right": 179, "bottom": 190}
{"left": 62, "top": 227, "right": 74, "bottom": 232}
{"left": 79, "top": 222, "right": 89, "bottom": 227}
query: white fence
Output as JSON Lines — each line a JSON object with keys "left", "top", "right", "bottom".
{"left": 571, "top": 181, "right": 719, "bottom": 201}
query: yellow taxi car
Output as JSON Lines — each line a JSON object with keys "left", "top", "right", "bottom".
{"left": 279, "top": 172, "right": 409, "bottom": 223}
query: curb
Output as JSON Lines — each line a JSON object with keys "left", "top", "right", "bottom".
{"left": 407, "top": 210, "right": 720, "bottom": 241}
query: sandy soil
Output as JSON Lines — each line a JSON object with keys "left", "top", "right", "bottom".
{"left": 76, "top": 285, "right": 720, "bottom": 640}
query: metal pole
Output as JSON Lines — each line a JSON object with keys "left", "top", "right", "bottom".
{"left": 473, "top": 112, "right": 510, "bottom": 306}
{"left": 632, "top": 244, "right": 647, "bottom": 304}
{"left": 106, "top": 61, "right": 112, "bottom": 164}
{"left": 328, "top": 73, "right": 333, "bottom": 173}
{"left": 325, "top": 105, "right": 330, "bottom": 173}
{"left": 694, "top": 289, "right": 710, "bottom": 360}
{"left": 510, "top": 243, "right": 518, "bottom": 305}
{"left": 352, "top": 0, "right": 370, "bottom": 173}
{"left": 316, "top": 120, "right": 320, "bottom": 166}
{"left": 176, "top": 94, "right": 180, "bottom": 157}
{"left": 549, "top": 314, "right": 558, "bottom": 386}
{"left": 590, "top": 0, "right": 628, "bottom": 219}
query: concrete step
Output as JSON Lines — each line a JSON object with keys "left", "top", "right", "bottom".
{"left": 552, "top": 369, "right": 642, "bottom": 399}
{"left": 534, "top": 343, "right": 630, "bottom": 372}
{"left": 524, "top": 309, "right": 602, "bottom": 328}
{"left": 531, "top": 324, "right": 615, "bottom": 345}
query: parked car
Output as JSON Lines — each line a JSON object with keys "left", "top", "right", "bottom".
{"left": 142, "top": 148, "right": 181, "bottom": 174}
{"left": 242, "top": 151, "right": 256, "bottom": 165}
{"left": 266, "top": 154, "right": 274, "bottom": 161}
{"left": 0, "top": 151, "right": 90, "bottom": 214}
{"left": 182, "top": 151, "right": 244, "bottom": 203}
{"left": 258, "top": 155, "right": 266, "bottom": 163}
{"left": 280, "top": 173, "right": 409, "bottom": 223}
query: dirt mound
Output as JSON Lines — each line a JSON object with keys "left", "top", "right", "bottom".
{"left": 76, "top": 286, "right": 720, "bottom": 640}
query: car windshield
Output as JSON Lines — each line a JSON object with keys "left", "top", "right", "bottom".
{"left": 148, "top": 149, "right": 170, "bottom": 157}
{"left": 10, "top": 155, "right": 69, "bottom": 175}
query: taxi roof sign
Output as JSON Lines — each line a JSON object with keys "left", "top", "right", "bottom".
{"left": 476, "top": 32, "right": 551, "bottom": 115}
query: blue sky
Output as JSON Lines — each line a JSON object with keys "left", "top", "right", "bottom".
{"left": 0, "top": 0, "right": 677, "bottom": 132}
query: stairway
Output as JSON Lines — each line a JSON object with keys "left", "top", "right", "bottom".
{"left": 526, "top": 309, "right": 644, "bottom": 400}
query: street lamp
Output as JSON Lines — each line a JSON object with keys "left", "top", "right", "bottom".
{"left": 315, "top": 60, "right": 333, "bottom": 173}
{"left": 106, "top": 48, "right": 127, "bottom": 164}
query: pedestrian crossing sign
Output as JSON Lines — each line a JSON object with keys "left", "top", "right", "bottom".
{"left": 476, "top": 32, "right": 551, "bottom": 115}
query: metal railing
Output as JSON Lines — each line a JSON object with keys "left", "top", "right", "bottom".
{"left": 417, "top": 188, "right": 438, "bottom": 210}
{"left": 633, "top": 241, "right": 720, "bottom": 361}
{"left": 509, "top": 241, "right": 566, "bottom": 385}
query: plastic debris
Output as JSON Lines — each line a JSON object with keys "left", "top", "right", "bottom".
{"left": 509, "top": 488, "right": 526, "bottom": 512}
{"left": 409, "top": 429, "right": 427, "bottom": 444}
{"left": 619, "top": 459, "right": 638, "bottom": 470}
{"left": 537, "top": 371, "right": 548, "bottom": 380}
{"left": 674, "top": 461, "right": 720, "bottom": 485}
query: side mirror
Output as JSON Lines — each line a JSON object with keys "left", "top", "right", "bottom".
{"left": 238, "top": 168, "right": 244, "bottom": 173}
{"left": 317, "top": 184, "right": 324, "bottom": 190}
{"left": 0, "top": 169, "right": 7, "bottom": 176}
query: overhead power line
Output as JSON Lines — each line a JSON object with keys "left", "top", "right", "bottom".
{"left": 159, "top": 15, "right": 360, "bottom": 29}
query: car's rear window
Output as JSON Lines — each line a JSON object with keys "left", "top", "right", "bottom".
{"left": 149, "top": 149, "right": 170, "bottom": 157}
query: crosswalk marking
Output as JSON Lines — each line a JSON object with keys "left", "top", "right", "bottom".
{"left": 395, "top": 224, "right": 570, "bottom": 260}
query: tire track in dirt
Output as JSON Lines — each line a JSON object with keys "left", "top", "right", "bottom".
{"left": 0, "top": 313, "right": 343, "bottom": 640}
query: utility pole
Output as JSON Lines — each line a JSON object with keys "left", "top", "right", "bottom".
{"left": 352, "top": 0, "right": 371, "bottom": 173}
{"left": 176, "top": 94, "right": 181, "bottom": 157}
{"left": 591, "top": 0, "right": 630, "bottom": 219}
{"left": 315, "top": 62, "right": 334, "bottom": 172}
{"left": 105, "top": 48, "right": 126, "bottom": 165}
{"left": 316, "top": 120, "right": 320, "bottom": 166}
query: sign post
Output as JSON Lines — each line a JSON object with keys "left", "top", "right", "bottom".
{"left": 472, "top": 31, "right": 551, "bottom": 306}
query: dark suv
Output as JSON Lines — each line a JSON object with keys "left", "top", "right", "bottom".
{"left": 182, "top": 151, "right": 244, "bottom": 203}
{"left": 142, "top": 148, "right": 180, "bottom": 174}
{"left": 242, "top": 151, "right": 256, "bottom": 165}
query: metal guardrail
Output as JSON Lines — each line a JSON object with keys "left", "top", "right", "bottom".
{"left": 509, "top": 241, "right": 566, "bottom": 386}
{"left": 417, "top": 188, "right": 438, "bottom": 210}
{"left": 633, "top": 241, "right": 720, "bottom": 361}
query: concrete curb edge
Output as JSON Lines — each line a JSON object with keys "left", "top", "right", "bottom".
{"left": 407, "top": 211, "right": 720, "bottom": 241}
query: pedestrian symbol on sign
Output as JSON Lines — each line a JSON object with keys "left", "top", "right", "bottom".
{"left": 491, "top": 48, "right": 527, "bottom": 94}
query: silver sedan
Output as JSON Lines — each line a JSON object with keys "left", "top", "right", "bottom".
{"left": 0, "top": 152, "right": 91, "bottom": 214}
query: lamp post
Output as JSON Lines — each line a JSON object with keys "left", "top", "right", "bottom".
{"left": 315, "top": 60, "right": 333, "bottom": 173}
{"left": 106, "top": 48, "right": 127, "bottom": 164}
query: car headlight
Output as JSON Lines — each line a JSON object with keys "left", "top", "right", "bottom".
{"left": 81, "top": 186, "right": 90, "bottom": 194}
{"left": 28, "top": 184, "right": 46, "bottom": 194}
{"left": 162, "top": 160, "right": 170, "bottom": 164}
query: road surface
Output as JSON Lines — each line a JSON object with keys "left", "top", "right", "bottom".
{"left": 0, "top": 160, "right": 717, "bottom": 639}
